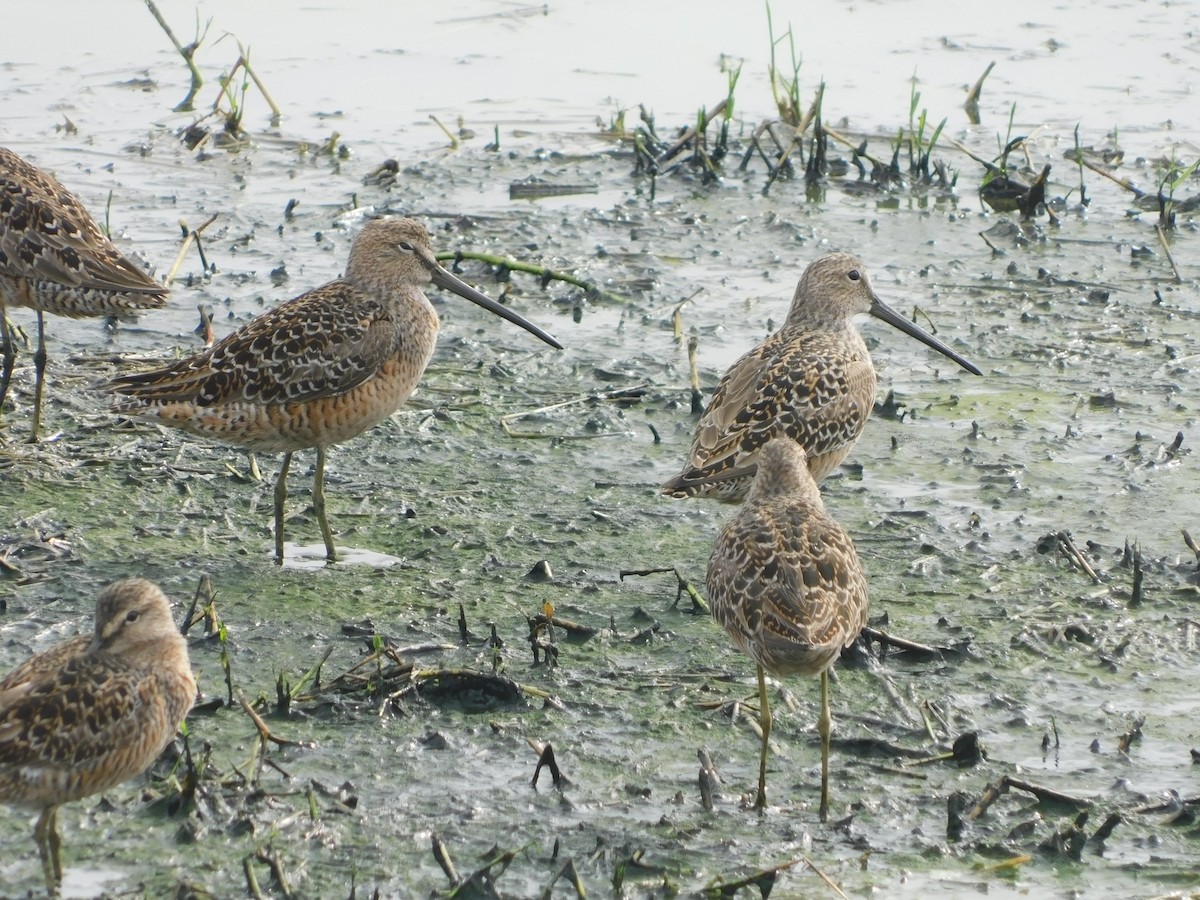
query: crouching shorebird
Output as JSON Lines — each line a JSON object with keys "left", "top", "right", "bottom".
{"left": 662, "top": 252, "right": 981, "bottom": 501}
{"left": 706, "top": 438, "right": 868, "bottom": 819}
{"left": 0, "top": 578, "right": 196, "bottom": 892}
{"left": 108, "top": 217, "right": 563, "bottom": 564}
{"left": 0, "top": 147, "right": 168, "bottom": 442}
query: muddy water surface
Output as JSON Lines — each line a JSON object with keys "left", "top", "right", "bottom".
{"left": 1, "top": 1, "right": 1198, "bottom": 897}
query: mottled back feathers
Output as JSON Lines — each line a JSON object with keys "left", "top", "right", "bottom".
{"left": 707, "top": 439, "right": 868, "bottom": 678}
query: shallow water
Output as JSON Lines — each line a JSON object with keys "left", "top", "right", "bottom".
{"left": 2, "top": 1, "right": 1199, "bottom": 897}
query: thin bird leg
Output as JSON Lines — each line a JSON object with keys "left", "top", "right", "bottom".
{"left": 756, "top": 663, "right": 771, "bottom": 812}
{"left": 818, "top": 669, "right": 831, "bottom": 823}
{"left": 0, "top": 306, "right": 15, "bottom": 416}
{"left": 313, "top": 446, "right": 336, "bottom": 563}
{"left": 47, "top": 806, "right": 62, "bottom": 885}
{"left": 29, "top": 309, "right": 47, "bottom": 441}
{"left": 34, "top": 805, "right": 62, "bottom": 890}
{"left": 274, "top": 452, "right": 292, "bottom": 564}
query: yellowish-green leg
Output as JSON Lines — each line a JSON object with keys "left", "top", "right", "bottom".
{"left": 313, "top": 446, "right": 336, "bottom": 563}
{"left": 34, "top": 804, "right": 62, "bottom": 892}
{"left": 818, "top": 669, "right": 832, "bottom": 823}
{"left": 755, "top": 663, "right": 770, "bottom": 812}
{"left": 0, "top": 307, "right": 16, "bottom": 419}
{"left": 274, "top": 452, "right": 292, "bottom": 565}
{"left": 28, "top": 310, "right": 47, "bottom": 443}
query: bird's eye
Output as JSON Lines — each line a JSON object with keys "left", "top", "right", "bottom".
{"left": 124, "top": 609, "right": 141, "bottom": 624}
{"left": 848, "top": 269, "right": 861, "bottom": 282}
{"left": 398, "top": 241, "right": 414, "bottom": 252}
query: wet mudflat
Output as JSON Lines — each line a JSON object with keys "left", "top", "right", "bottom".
{"left": 1, "top": 1, "right": 1198, "bottom": 897}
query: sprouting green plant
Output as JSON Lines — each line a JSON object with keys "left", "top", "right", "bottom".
{"left": 766, "top": 1, "right": 802, "bottom": 126}
{"left": 1159, "top": 153, "right": 1199, "bottom": 229}
{"left": 724, "top": 60, "right": 742, "bottom": 121}
{"left": 217, "top": 61, "right": 251, "bottom": 133}
{"left": 908, "top": 79, "right": 922, "bottom": 166}
{"left": 997, "top": 102, "right": 1018, "bottom": 168}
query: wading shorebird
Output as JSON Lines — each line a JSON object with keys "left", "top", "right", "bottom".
{"left": 109, "top": 217, "right": 563, "bottom": 564}
{"left": 706, "top": 438, "right": 868, "bottom": 819}
{"left": 0, "top": 147, "right": 168, "bottom": 441}
{"left": 662, "top": 252, "right": 981, "bottom": 501}
{"left": 0, "top": 578, "right": 195, "bottom": 893}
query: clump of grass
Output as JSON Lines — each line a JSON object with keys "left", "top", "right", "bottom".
{"left": 906, "top": 79, "right": 950, "bottom": 185}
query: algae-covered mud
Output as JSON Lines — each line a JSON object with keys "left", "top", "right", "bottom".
{"left": 1, "top": 1, "right": 1198, "bottom": 897}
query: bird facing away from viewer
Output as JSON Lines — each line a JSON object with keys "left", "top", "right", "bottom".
{"left": 108, "top": 217, "right": 562, "bottom": 564}
{"left": 0, "top": 147, "right": 168, "bottom": 441}
{"left": 0, "top": 578, "right": 196, "bottom": 892}
{"left": 706, "top": 438, "right": 868, "bottom": 819}
{"left": 662, "top": 252, "right": 981, "bottom": 502}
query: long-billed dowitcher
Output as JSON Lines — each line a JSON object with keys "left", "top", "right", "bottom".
{"left": 108, "top": 217, "right": 562, "bottom": 564}
{"left": 662, "top": 252, "right": 981, "bottom": 501}
{"left": 0, "top": 578, "right": 195, "bottom": 891}
{"left": 707, "top": 438, "right": 868, "bottom": 819}
{"left": 0, "top": 147, "right": 168, "bottom": 441}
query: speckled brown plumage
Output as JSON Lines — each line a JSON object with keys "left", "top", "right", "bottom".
{"left": 0, "top": 578, "right": 195, "bottom": 891}
{"left": 663, "top": 252, "right": 981, "bottom": 502}
{"left": 0, "top": 147, "right": 168, "bottom": 441}
{"left": 706, "top": 438, "right": 868, "bottom": 818}
{"left": 108, "top": 217, "right": 561, "bottom": 564}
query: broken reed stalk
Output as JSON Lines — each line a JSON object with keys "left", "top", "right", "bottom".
{"left": 1071, "top": 152, "right": 1149, "bottom": 199}
{"left": 968, "top": 774, "right": 1093, "bottom": 821}
{"left": 145, "top": 0, "right": 206, "bottom": 111}
{"left": 1184, "top": 529, "right": 1200, "bottom": 565}
{"left": 618, "top": 565, "right": 709, "bottom": 613}
{"left": 435, "top": 249, "right": 624, "bottom": 304}
{"left": 687, "top": 335, "right": 703, "bottom": 414}
{"left": 861, "top": 625, "right": 943, "bottom": 659}
{"left": 671, "top": 288, "right": 703, "bottom": 340}
{"left": 698, "top": 748, "right": 720, "bottom": 810}
{"left": 823, "top": 124, "right": 889, "bottom": 171}
{"left": 1056, "top": 531, "right": 1102, "bottom": 584}
{"left": 498, "top": 385, "right": 646, "bottom": 439}
{"left": 1129, "top": 541, "right": 1144, "bottom": 606}
{"left": 654, "top": 97, "right": 728, "bottom": 166}
{"left": 181, "top": 572, "right": 214, "bottom": 635}
{"left": 963, "top": 61, "right": 996, "bottom": 124}
{"left": 164, "top": 213, "right": 219, "bottom": 286}
{"left": 1154, "top": 224, "right": 1183, "bottom": 283}
{"left": 428, "top": 114, "right": 459, "bottom": 149}
{"left": 235, "top": 42, "right": 282, "bottom": 123}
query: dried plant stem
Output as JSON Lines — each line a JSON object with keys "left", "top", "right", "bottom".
{"left": 436, "top": 249, "right": 623, "bottom": 304}
{"left": 164, "top": 214, "right": 219, "bottom": 286}
{"left": 145, "top": 0, "right": 206, "bottom": 112}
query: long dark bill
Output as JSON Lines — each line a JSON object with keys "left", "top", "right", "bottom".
{"left": 430, "top": 261, "right": 563, "bottom": 350}
{"left": 869, "top": 295, "right": 981, "bottom": 375}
